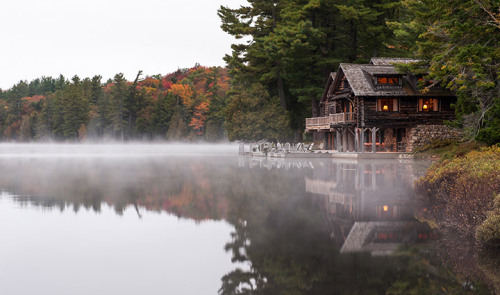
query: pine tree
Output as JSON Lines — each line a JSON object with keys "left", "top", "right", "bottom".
{"left": 395, "top": 0, "right": 500, "bottom": 143}
{"left": 110, "top": 73, "right": 128, "bottom": 140}
{"left": 219, "top": 0, "right": 403, "bottom": 139}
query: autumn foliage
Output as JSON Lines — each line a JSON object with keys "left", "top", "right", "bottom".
{"left": 0, "top": 66, "right": 230, "bottom": 141}
{"left": 416, "top": 146, "right": 500, "bottom": 238}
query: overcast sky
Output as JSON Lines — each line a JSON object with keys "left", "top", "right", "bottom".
{"left": 0, "top": 0, "right": 248, "bottom": 90}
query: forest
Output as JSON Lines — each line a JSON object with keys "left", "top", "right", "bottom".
{"left": 0, "top": 0, "right": 498, "bottom": 143}
{"left": 0, "top": 66, "right": 229, "bottom": 141}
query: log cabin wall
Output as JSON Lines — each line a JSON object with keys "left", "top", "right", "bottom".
{"left": 362, "top": 96, "right": 455, "bottom": 128}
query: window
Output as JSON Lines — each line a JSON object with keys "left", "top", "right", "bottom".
{"left": 377, "top": 77, "right": 399, "bottom": 84}
{"left": 419, "top": 98, "right": 439, "bottom": 112}
{"left": 377, "top": 98, "right": 399, "bottom": 112}
{"left": 376, "top": 231, "right": 399, "bottom": 242}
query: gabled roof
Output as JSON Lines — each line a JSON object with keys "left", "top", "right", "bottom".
{"left": 370, "top": 57, "right": 420, "bottom": 65}
{"left": 340, "top": 63, "right": 409, "bottom": 96}
{"left": 362, "top": 65, "right": 400, "bottom": 76}
{"left": 321, "top": 58, "right": 452, "bottom": 99}
{"left": 340, "top": 221, "right": 429, "bottom": 256}
{"left": 336, "top": 62, "right": 451, "bottom": 97}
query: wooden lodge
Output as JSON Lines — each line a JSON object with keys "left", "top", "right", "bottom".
{"left": 306, "top": 58, "right": 457, "bottom": 152}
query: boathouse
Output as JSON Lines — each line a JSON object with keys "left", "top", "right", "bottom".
{"left": 306, "top": 58, "right": 458, "bottom": 152}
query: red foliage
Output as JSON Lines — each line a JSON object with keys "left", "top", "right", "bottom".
{"left": 103, "top": 83, "right": 115, "bottom": 94}
{"left": 189, "top": 101, "right": 210, "bottom": 135}
{"left": 21, "top": 95, "right": 45, "bottom": 104}
{"left": 161, "top": 80, "right": 172, "bottom": 90}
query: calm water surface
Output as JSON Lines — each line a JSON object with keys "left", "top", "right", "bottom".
{"left": 0, "top": 144, "right": 494, "bottom": 294}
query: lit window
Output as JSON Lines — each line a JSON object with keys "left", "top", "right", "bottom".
{"left": 419, "top": 98, "right": 439, "bottom": 112}
{"left": 377, "top": 99, "right": 399, "bottom": 112}
{"left": 376, "top": 232, "right": 399, "bottom": 241}
{"left": 377, "top": 77, "right": 399, "bottom": 84}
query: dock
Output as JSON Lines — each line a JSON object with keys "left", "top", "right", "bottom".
{"left": 239, "top": 142, "right": 412, "bottom": 159}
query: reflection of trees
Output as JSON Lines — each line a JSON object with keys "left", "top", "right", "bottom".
{"left": 0, "top": 157, "right": 233, "bottom": 220}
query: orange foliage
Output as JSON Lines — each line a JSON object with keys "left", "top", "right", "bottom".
{"left": 169, "top": 83, "right": 195, "bottom": 108}
{"left": 140, "top": 77, "right": 160, "bottom": 88}
{"left": 189, "top": 101, "right": 209, "bottom": 135}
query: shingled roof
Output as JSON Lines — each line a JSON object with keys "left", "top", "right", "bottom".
{"left": 370, "top": 57, "right": 420, "bottom": 65}
{"left": 338, "top": 62, "right": 450, "bottom": 97}
{"left": 340, "top": 63, "right": 409, "bottom": 96}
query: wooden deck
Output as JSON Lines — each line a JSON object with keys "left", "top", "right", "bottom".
{"left": 305, "top": 112, "right": 355, "bottom": 131}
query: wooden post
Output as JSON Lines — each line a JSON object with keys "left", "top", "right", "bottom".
{"left": 336, "top": 129, "right": 341, "bottom": 152}
{"left": 371, "top": 127, "right": 379, "bottom": 153}
{"left": 354, "top": 128, "right": 360, "bottom": 152}
{"left": 360, "top": 128, "right": 366, "bottom": 153}
{"left": 342, "top": 128, "right": 348, "bottom": 152}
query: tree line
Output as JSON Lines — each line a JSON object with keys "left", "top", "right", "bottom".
{"left": 1, "top": 0, "right": 498, "bottom": 144}
{"left": 0, "top": 66, "right": 229, "bottom": 141}
{"left": 219, "top": 0, "right": 499, "bottom": 144}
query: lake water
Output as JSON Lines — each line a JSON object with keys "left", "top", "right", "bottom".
{"left": 0, "top": 144, "right": 495, "bottom": 294}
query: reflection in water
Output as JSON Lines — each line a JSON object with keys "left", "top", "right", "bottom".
{"left": 221, "top": 158, "right": 492, "bottom": 294}
{"left": 305, "top": 159, "right": 435, "bottom": 255}
{"left": 0, "top": 197, "right": 241, "bottom": 295}
{"left": 0, "top": 144, "right": 237, "bottom": 220}
{"left": 0, "top": 144, "right": 495, "bottom": 294}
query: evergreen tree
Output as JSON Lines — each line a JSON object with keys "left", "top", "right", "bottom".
{"left": 395, "top": 0, "right": 500, "bottom": 143}
{"left": 219, "top": 0, "right": 403, "bottom": 139}
{"left": 225, "top": 83, "right": 290, "bottom": 141}
{"left": 61, "top": 76, "right": 90, "bottom": 139}
{"left": 110, "top": 73, "right": 128, "bottom": 140}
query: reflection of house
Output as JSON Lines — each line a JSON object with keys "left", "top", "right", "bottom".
{"left": 339, "top": 221, "right": 436, "bottom": 255}
{"left": 306, "top": 159, "right": 436, "bottom": 255}
{"left": 306, "top": 58, "right": 457, "bottom": 152}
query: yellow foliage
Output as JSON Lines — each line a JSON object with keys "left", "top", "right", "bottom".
{"left": 169, "top": 83, "right": 195, "bottom": 108}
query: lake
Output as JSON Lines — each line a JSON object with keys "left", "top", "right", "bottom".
{"left": 0, "top": 144, "right": 495, "bottom": 294}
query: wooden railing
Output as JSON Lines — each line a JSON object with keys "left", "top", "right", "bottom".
{"left": 306, "top": 112, "right": 355, "bottom": 130}
{"left": 305, "top": 116, "right": 331, "bottom": 130}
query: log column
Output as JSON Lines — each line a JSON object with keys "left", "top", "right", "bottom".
{"left": 371, "top": 127, "right": 379, "bottom": 153}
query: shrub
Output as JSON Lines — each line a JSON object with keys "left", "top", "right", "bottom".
{"left": 476, "top": 194, "right": 500, "bottom": 247}
{"left": 416, "top": 146, "right": 500, "bottom": 238}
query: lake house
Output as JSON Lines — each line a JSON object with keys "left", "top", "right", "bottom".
{"left": 306, "top": 58, "right": 458, "bottom": 152}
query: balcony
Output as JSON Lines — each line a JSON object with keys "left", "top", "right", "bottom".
{"left": 305, "top": 112, "right": 355, "bottom": 131}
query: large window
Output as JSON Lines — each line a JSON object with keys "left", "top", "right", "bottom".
{"left": 377, "top": 98, "right": 399, "bottom": 112}
{"left": 418, "top": 98, "right": 439, "bottom": 112}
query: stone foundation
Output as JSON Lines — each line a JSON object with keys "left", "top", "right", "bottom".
{"left": 407, "top": 125, "right": 463, "bottom": 151}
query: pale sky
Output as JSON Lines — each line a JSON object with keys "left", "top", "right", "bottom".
{"left": 0, "top": 0, "right": 248, "bottom": 90}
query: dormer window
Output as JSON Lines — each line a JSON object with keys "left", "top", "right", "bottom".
{"left": 375, "top": 76, "right": 402, "bottom": 90}
{"left": 377, "top": 77, "right": 399, "bottom": 84}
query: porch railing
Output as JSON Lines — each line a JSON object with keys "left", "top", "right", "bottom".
{"left": 305, "top": 112, "right": 355, "bottom": 130}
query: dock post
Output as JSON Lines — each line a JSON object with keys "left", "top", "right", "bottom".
{"left": 342, "top": 128, "right": 348, "bottom": 152}
{"left": 371, "top": 127, "right": 379, "bottom": 153}
{"left": 336, "top": 129, "right": 341, "bottom": 152}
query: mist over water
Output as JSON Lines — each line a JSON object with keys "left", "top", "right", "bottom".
{"left": 0, "top": 143, "right": 494, "bottom": 294}
{"left": 0, "top": 142, "right": 239, "bottom": 158}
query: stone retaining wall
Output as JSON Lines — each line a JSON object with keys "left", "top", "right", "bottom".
{"left": 406, "top": 125, "right": 463, "bottom": 151}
